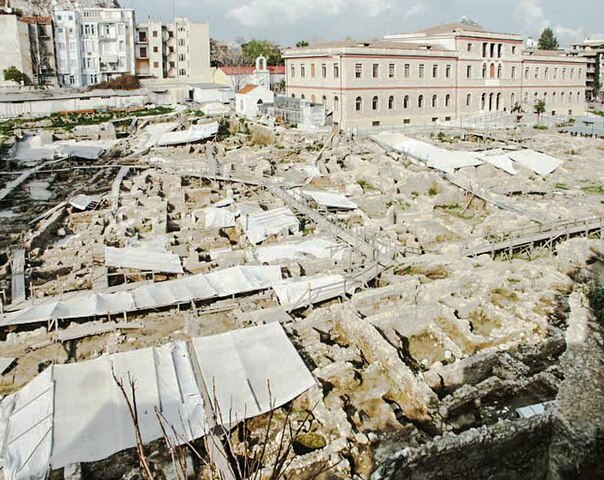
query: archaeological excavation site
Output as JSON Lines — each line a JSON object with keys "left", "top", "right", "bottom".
{"left": 0, "top": 109, "right": 602, "bottom": 480}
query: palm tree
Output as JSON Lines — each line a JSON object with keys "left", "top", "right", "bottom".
{"left": 534, "top": 99, "right": 546, "bottom": 125}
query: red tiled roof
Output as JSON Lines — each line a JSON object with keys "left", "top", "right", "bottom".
{"left": 220, "top": 66, "right": 285, "bottom": 75}
{"left": 19, "top": 16, "right": 52, "bottom": 25}
{"left": 237, "top": 84, "right": 258, "bottom": 94}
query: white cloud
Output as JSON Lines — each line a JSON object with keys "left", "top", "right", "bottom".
{"left": 515, "top": 0, "right": 548, "bottom": 36}
{"left": 227, "top": 0, "right": 392, "bottom": 27}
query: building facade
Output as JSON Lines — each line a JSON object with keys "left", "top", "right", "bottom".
{"left": 0, "top": 14, "right": 57, "bottom": 86}
{"left": 570, "top": 37, "right": 604, "bottom": 102}
{"left": 283, "top": 23, "right": 587, "bottom": 131}
{"left": 53, "top": 7, "right": 136, "bottom": 87}
{"left": 134, "top": 17, "right": 210, "bottom": 80}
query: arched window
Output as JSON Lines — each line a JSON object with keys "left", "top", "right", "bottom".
{"left": 403, "top": 95, "right": 409, "bottom": 109}
{"left": 291, "top": 93, "right": 296, "bottom": 98}
{"left": 534, "top": 92, "right": 538, "bottom": 102}
{"left": 418, "top": 95, "right": 424, "bottom": 108}
{"left": 497, "top": 64, "right": 502, "bottom": 79}
{"left": 544, "top": 67, "right": 549, "bottom": 79}
{"left": 489, "top": 92, "right": 494, "bottom": 111}
{"left": 490, "top": 63, "right": 496, "bottom": 78}
{"left": 301, "top": 94, "right": 305, "bottom": 100}
{"left": 482, "top": 64, "right": 487, "bottom": 78}
{"left": 524, "top": 92, "right": 528, "bottom": 103}
{"left": 334, "top": 96, "right": 339, "bottom": 111}
{"left": 510, "top": 93, "right": 515, "bottom": 106}
{"left": 569, "top": 91, "right": 573, "bottom": 103}
{"left": 388, "top": 95, "right": 394, "bottom": 110}
{"left": 311, "top": 95, "right": 316, "bottom": 103}
{"left": 466, "top": 94, "right": 471, "bottom": 107}
{"left": 481, "top": 93, "right": 486, "bottom": 110}
{"left": 355, "top": 96, "right": 362, "bottom": 111}
{"left": 445, "top": 94, "right": 451, "bottom": 107}
{"left": 496, "top": 92, "right": 501, "bottom": 110}
{"left": 561, "top": 92, "right": 565, "bottom": 103}
{"left": 257, "top": 99, "right": 263, "bottom": 105}
{"left": 432, "top": 95, "right": 437, "bottom": 108}
{"left": 552, "top": 92, "right": 556, "bottom": 103}
{"left": 372, "top": 96, "right": 379, "bottom": 110}
{"left": 322, "top": 95, "right": 327, "bottom": 105}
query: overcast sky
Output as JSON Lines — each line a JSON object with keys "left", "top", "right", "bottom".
{"left": 123, "top": 0, "right": 603, "bottom": 47}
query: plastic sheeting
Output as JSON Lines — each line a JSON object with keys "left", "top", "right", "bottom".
{"left": 507, "top": 149, "right": 563, "bottom": 176}
{"left": 239, "top": 207, "right": 299, "bottom": 245}
{"left": 254, "top": 238, "right": 344, "bottom": 263}
{"left": 197, "top": 207, "right": 236, "bottom": 229}
{"left": 105, "top": 246, "right": 184, "bottom": 274}
{"left": 0, "top": 266, "right": 282, "bottom": 327}
{"left": 301, "top": 190, "right": 358, "bottom": 210}
{"left": 273, "top": 274, "right": 350, "bottom": 310}
{"left": 156, "top": 122, "right": 219, "bottom": 147}
{"left": 69, "top": 194, "right": 94, "bottom": 211}
{"left": 0, "top": 324, "right": 314, "bottom": 478}
{"left": 475, "top": 150, "right": 518, "bottom": 175}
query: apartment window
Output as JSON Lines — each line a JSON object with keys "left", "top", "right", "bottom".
{"left": 118, "top": 24, "right": 125, "bottom": 36}
{"left": 403, "top": 95, "right": 409, "bottom": 109}
{"left": 178, "top": 54, "right": 185, "bottom": 61}
{"left": 169, "top": 61, "right": 175, "bottom": 68}
{"left": 466, "top": 65, "right": 472, "bottom": 78}
{"left": 467, "top": 43, "right": 472, "bottom": 52}
{"left": 372, "top": 63, "right": 379, "bottom": 78}
{"left": 355, "top": 96, "right": 362, "bottom": 111}
{"left": 153, "top": 46, "right": 159, "bottom": 53}
{"left": 419, "top": 64, "right": 424, "bottom": 78}
{"left": 139, "top": 47, "right": 147, "bottom": 58}
{"left": 389, "top": 64, "right": 395, "bottom": 78}
{"left": 446, "top": 65, "right": 451, "bottom": 78}
{"left": 432, "top": 64, "right": 438, "bottom": 78}
{"left": 466, "top": 93, "right": 471, "bottom": 106}
{"left": 432, "top": 95, "right": 437, "bottom": 108}
{"left": 153, "top": 61, "right": 159, "bottom": 68}
{"left": 388, "top": 95, "right": 394, "bottom": 109}
{"left": 334, "top": 96, "right": 339, "bottom": 111}
{"left": 138, "top": 31, "right": 147, "bottom": 42}
{"left": 355, "top": 63, "right": 362, "bottom": 78}
{"left": 372, "top": 96, "right": 379, "bottom": 110}
{"left": 418, "top": 95, "right": 424, "bottom": 108}
{"left": 445, "top": 94, "right": 451, "bottom": 107}
{"left": 334, "top": 63, "right": 339, "bottom": 78}
{"left": 153, "top": 30, "right": 158, "bottom": 37}
{"left": 169, "top": 47, "right": 174, "bottom": 53}
{"left": 321, "top": 63, "right": 327, "bottom": 78}
{"left": 291, "top": 65, "right": 295, "bottom": 78}
{"left": 511, "top": 66, "right": 516, "bottom": 79}
{"left": 301, "top": 65, "right": 306, "bottom": 77}
{"left": 179, "top": 69, "right": 187, "bottom": 76}
{"left": 404, "top": 64, "right": 410, "bottom": 78}
{"left": 311, "top": 64, "right": 316, "bottom": 78}
{"left": 403, "top": 119, "right": 411, "bottom": 124}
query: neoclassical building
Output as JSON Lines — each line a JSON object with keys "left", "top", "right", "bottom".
{"left": 282, "top": 22, "right": 587, "bottom": 130}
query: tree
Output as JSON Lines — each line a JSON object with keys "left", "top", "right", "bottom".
{"left": 241, "top": 39, "right": 283, "bottom": 66}
{"left": 538, "top": 28, "right": 559, "bottom": 50}
{"left": 3, "top": 66, "right": 27, "bottom": 85}
{"left": 534, "top": 99, "right": 546, "bottom": 123}
{"left": 296, "top": 41, "right": 309, "bottom": 48}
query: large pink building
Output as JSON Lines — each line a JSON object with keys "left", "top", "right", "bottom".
{"left": 282, "top": 22, "right": 587, "bottom": 130}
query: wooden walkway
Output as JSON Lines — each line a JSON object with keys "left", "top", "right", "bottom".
{"left": 462, "top": 215, "right": 604, "bottom": 258}
{"left": 9, "top": 249, "right": 26, "bottom": 307}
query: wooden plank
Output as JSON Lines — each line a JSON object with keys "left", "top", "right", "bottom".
{"left": 10, "top": 249, "right": 26, "bottom": 307}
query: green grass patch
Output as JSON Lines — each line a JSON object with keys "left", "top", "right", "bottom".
{"left": 533, "top": 124, "right": 549, "bottom": 130}
{"left": 357, "top": 178, "right": 376, "bottom": 191}
{"left": 554, "top": 183, "right": 570, "bottom": 190}
{"left": 582, "top": 184, "right": 604, "bottom": 195}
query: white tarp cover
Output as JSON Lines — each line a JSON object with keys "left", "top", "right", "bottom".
{"left": 197, "top": 207, "right": 236, "bottom": 229}
{"left": 69, "top": 194, "right": 94, "bottom": 211}
{"left": 475, "top": 150, "right": 518, "bottom": 175}
{"left": 156, "top": 122, "right": 219, "bottom": 147}
{"left": 192, "top": 323, "right": 316, "bottom": 423}
{"left": 254, "top": 238, "right": 343, "bottom": 263}
{"left": 105, "top": 246, "right": 184, "bottom": 274}
{"left": 372, "top": 134, "right": 483, "bottom": 174}
{"left": 0, "top": 369, "right": 54, "bottom": 480}
{"left": 0, "top": 357, "right": 15, "bottom": 375}
{"left": 301, "top": 190, "right": 358, "bottom": 210}
{"left": 200, "top": 102, "right": 230, "bottom": 116}
{"left": 239, "top": 207, "right": 299, "bottom": 245}
{"left": 139, "top": 122, "right": 179, "bottom": 150}
{"left": 0, "top": 324, "right": 314, "bottom": 478}
{"left": 507, "top": 149, "right": 563, "bottom": 176}
{"left": 0, "top": 266, "right": 282, "bottom": 327}
{"left": 273, "top": 274, "right": 349, "bottom": 310}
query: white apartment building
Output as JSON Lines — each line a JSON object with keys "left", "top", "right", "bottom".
{"left": 283, "top": 22, "right": 587, "bottom": 131}
{"left": 570, "top": 36, "right": 604, "bottom": 101}
{"left": 53, "top": 7, "right": 136, "bottom": 87}
{"left": 134, "top": 17, "right": 210, "bottom": 80}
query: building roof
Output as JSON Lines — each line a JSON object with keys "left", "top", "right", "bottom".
{"left": 220, "top": 66, "right": 285, "bottom": 75}
{"left": 0, "top": 88, "right": 147, "bottom": 103}
{"left": 285, "top": 39, "right": 451, "bottom": 53}
{"left": 415, "top": 21, "right": 486, "bottom": 35}
{"left": 19, "top": 16, "right": 52, "bottom": 25}
{"left": 237, "top": 84, "right": 259, "bottom": 95}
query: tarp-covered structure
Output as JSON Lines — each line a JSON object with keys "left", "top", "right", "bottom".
{"left": 273, "top": 274, "right": 354, "bottom": 311}
{"left": 105, "top": 246, "right": 184, "bottom": 274}
{"left": 0, "top": 323, "right": 315, "bottom": 479}
{"left": 0, "top": 265, "right": 281, "bottom": 327}
{"left": 301, "top": 190, "right": 358, "bottom": 210}
{"left": 254, "top": 238, "right": 344, "bottom": 263}
{"left": 239, "top": 207, "right": 299, "bottom": 245}
{"left": 156, "top": 122, "right": 219, "bottom": 147}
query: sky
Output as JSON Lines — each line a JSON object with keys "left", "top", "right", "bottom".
{"left": 123, "top": 0, "right": 604, "bottom": 47}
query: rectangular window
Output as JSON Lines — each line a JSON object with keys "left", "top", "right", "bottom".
{"left": 535, "top": 67, "right": 539, "bottom": 79}
{"left": 291, "top": 65, "right": 295, "bottom": 78}
{"left": 511, "top": 66, "right": 516, "bottom": 79}
{"left": 467, "top": 43, "right": 472, "bottom": 52}
{"left": 355, "top": 63, "right": 362, "bottom": 78}
{"left": 321, "top": 63, "right": 326, "bottom": 78}
{"left": 178, "top": 54, "right": 185, "bottom": 61}
{"left": 153, "top": 30, "right": 158, "bottom": 37}
{"left": 389, "top": 64, "right": 395, "bottom": 78}
{"left": 525, "top": 67, "right": 529, "bottom": 79}
{"left": 301, "top": 65, "right": 305, "bottom": 77}
{"left": 372, "top": 63, "right": 379, "bottom": 78}
{"left": 404, "top": 64, "right": 410, "bottom": 78}
{"left": 432, "top": 64, "right": 438, "bottom": 78}
{"left": 153, "top": 61, "right": 159, "bottom": 68}
{"left": 334, "top": 63, "right": 339, "bottom": 78}
{"left": 466, "top": 65, "right": 472, "bottom": 78}
{"left": 446, "top": 65, "right": 451, "bottom": 78}
{"left": 419, "top": 64, "right": 424, "bottom": 78}
{"left": 311, "top": 64, "right": 316, "bottom": 78}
